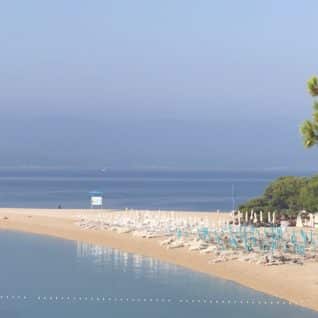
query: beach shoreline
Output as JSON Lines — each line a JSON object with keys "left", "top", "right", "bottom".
{"left": 0, "top": 208, "right": 317, "bottom": 312}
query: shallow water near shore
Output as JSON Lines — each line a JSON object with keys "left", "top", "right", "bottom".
{"left": 0, "top": 231, "right": 316, "bottom": 317}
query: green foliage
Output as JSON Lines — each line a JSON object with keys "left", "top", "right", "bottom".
{"left": 307, "top": 76, "right": 318, "bottom": 96}
{"left": 299, "top": 176, "right": 318, "bottom": 212}
{"left": 239, "top": 197, "right": 268, "bottom": 213}
{"left": 263, "top": 176, "right": 305, "bottom": 210}
{"left": 239, "top": 176, "right": 317, "bottom": 214}
{"left": 300, "top": 76, "right": 318, "bottom": 148}
{"left": 300, "top": 120, "right": 317, "bottom": 148}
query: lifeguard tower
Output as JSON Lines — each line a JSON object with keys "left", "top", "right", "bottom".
{"left": 89, "top": 191, "right": 103, "bottom": 209}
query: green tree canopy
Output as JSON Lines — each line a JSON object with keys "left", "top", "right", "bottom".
{"left": 238, "top": 197, "right": 268, "bottom": 213}
{"left": 239, "top": 176, "right": 314, "bottom": 214}
{"left": 263, "top": 176, "right": 306, "bottom": 210}
{"left": 299, "top": 176, "right": 318, "bottom": 212}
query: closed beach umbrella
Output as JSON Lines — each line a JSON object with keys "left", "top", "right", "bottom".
{"left": 250, "top": 210, "right": 254, "bottom": 220}
{"left": 260, "top": 211, "right": 263, "bottom": 223}
{"left": 273, "top": 212, "right": 276, "bottom": 224}
{"left": 268, "top": 212, "right": 271, "bottom": 223}
{"left": 245, "top": 212, "right": 248, "bottom": 223}
{"left": 309, "top": 213, "right": 314, "bottom": 227}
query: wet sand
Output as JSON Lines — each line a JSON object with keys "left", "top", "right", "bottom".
{"left": 0, "top": 208, "right": 317, "bottom": 312}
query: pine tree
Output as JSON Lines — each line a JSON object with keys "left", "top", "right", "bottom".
{"left": 300, "top": 76, "right": 318, "bottom": 148}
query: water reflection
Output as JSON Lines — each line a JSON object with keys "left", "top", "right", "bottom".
{"left": 76, "top": 241, "right": 179, "bottom": 280}
{"left": 0, "top": 231, "right": 317, "bottom": 318}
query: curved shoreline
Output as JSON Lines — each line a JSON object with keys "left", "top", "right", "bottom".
{"left": 0, "top": 208, "right": 317, "bottom": 313}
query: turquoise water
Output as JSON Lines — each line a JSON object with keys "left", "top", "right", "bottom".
{"left": 0, "top": 168, "right": 314, "bottom": 211}
{"left": 0, "top": 231, "right": 316, "bottom": 317}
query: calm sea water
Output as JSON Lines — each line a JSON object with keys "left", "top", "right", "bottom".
{"left": 0, "top": 168, "right": 315, "bottom": 211}
{"left": 0, "top": 230, "right": 316, "bottom": 318}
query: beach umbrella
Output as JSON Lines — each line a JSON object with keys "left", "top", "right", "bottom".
{"left": 260, "top": 211, "right": 263, "bottom": 223}
{"left": 250, "top": 209, "right": 254, "bottom": 220}
{"left": 245, "top": 211, "right": 248, "bottom": 223}
{"left": 273, "top": 212, "right": 276, "bottom": 224}
{"left": 268, "top": 212, "right": 271, "bottom": 223}
{"left": 253, "top": 212, "right": 257, "bottom": 224}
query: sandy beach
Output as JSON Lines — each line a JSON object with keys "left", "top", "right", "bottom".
{"left": 0, "top": 208, "right": 317, "bottom": 312}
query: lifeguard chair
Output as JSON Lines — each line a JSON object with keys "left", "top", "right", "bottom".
{"left": 89, "top": 191, "right": 103, "bottom": 209}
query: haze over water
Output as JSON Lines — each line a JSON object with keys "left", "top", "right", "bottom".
{"left": 1, "top": 1, "right": 318, "bottom": 171}
{"left": 0, "top": 168, "right": 315, "bottom": 211}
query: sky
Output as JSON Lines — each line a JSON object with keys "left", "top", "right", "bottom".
{"left": 0, "top": 0, "right": 318, "bottom": 170}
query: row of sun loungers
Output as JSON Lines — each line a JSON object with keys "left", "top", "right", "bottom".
{"left": 74, "top": 211, "right": 318, "bottom": 267}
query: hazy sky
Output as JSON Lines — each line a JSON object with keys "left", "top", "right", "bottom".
{"left": 1, "top": 1, "right": 318, "bottom": 170}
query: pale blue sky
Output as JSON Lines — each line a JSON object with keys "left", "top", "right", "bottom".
{"left": 0, "top": 1, "right": 318, "bottom": 169}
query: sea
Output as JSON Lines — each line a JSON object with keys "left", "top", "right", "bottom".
{"left": 0, "top": 230, "right": 316, "bottom": 318}
{"left": 0, "top": 168, "right": 315, "bottom": 211}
